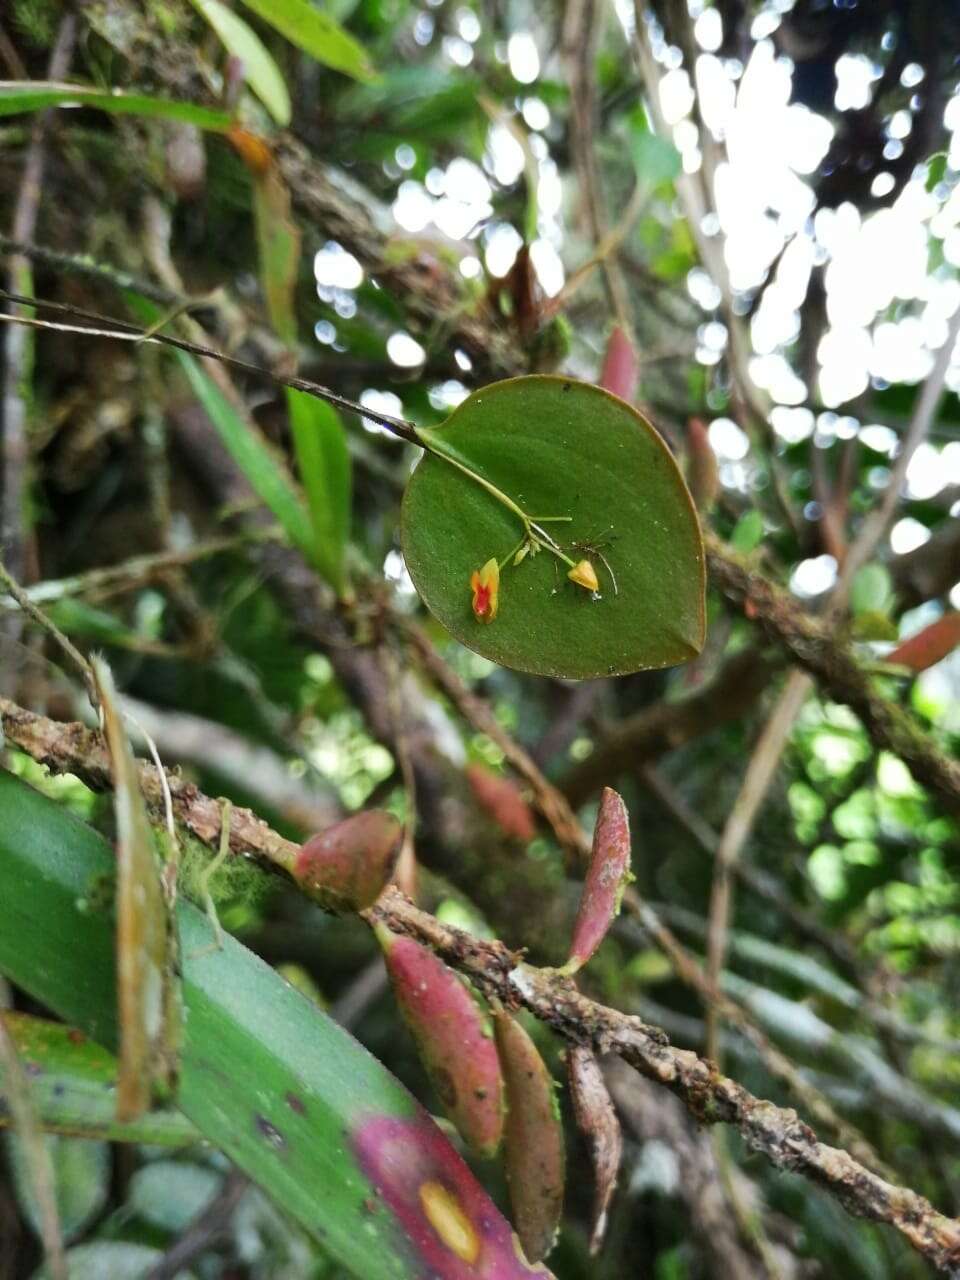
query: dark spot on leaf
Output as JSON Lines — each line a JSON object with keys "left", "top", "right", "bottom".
{"left": 285, "top": 1091, "right": 306, "bottom": 1115}
{"left": 562, "top": 383, "right": 571, "bottom": 392}
{"left": 255, "top": 1114, "right": 286, "bottom": 1149}
{"left": 52, "top": 1083, "right": 65, "bottom": 1098}
{"left": 67, "top": 1029, "right": 86, "bottom": 1045}
{"left": 432, "top": 1067, "right": 458, "bottom": 1109}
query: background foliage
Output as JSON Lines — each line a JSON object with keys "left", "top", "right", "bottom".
{"left": 1, "top": 0, "right": 960, "bottom": 1277}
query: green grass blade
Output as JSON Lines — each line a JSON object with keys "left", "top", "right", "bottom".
{"left": 0, "top": 771, "right": 554, "bottom": 1280}
{"left": 287, "top": 389, "right": 351, "bottom": 596}
{"left": 236, "top": 0, "right": 376, "bottom": 82}
{"left": 188, "top": 0, "right": 292, "bottom": 125}
{"left": 0, "top": 81, "right": 232, "bottom": 130}
{"left": 175, "top": 353, "right": 317, "bottom": 562}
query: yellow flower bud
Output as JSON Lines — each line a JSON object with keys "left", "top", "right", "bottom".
{"left": 567, "top": 558, "right": 599, "bottom": 593}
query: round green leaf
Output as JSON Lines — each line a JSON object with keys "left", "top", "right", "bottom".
{"left": 401, "top": 375, "right": 705, "bottom": 678}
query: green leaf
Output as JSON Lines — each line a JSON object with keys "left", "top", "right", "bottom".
{"left": 32, "top": 1242, "right": 197, "bottom": 1280}
{"left": 245, "top": 151, "right": 353, "bottom": 595}
{"left": 237, "top": 0, "right": 376, "bottom": 83}
{"left": 0, "top": 81, "right": 232, "bottom": 130}
{"left": 0, "top": 771, "right": 555, "bottom": 1280}
{"left": 0, "top": 1014, "right": 199, "bottom": 1147}
{"left": 189, "top": 0, "right": 291, "bottom": 125}
{"left": 174, "top": 353, "right": 316, "bottom": 563}
{"left": 730, "top": 509, "right": 765, "bottom": 554}
{"left": 401, "top": 376, "right": 705, "bottom": 678}
{"left": 288, "top": 390, "right": 352, "bottom": 596}
{"left": 850, "top": 563, "right": 893, "bottom": 616}
{"left": 6, "top": 1132, "right": 109, "bottom": 1243}
{"left": 625, "top": 106, "right": 681, "bottom": 188}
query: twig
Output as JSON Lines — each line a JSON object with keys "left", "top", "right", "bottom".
{"left": 0, "top": 530, "right": 282, "bottom": 607}
{"left": 562, "top": 0, "right": 634, "bottom": 337}
{"left": 706, "top": 539, "right": 960, "bottom": 813}
{"left": 0, "top": 558, "right": 96, "bottom": 705}
{"left": 144, "top": 1168, "right": 248, "bottom": 1280}
{"left": 1, "top": 14, "right": 77, "bottom": 680}
{"left": 0, "top": 1018, "right": 67, "bottom": 1280}
{"left": 0, "top": 235, "right": 181, "bottom": 306}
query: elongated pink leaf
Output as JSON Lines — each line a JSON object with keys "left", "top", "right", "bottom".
{"left": 294, "top": 811, "right": 402, "bottom": 912}
{"left": 376, "top": 929, "right": 504, "bottom": 1157}
{"left": 888, "top": 611, "right": 960, "bottom": 673}
{"left": 566, "top": 788, "right": 632, "bottom": 973}
{"left": 599, "top": 325, "right": 638, "bottom": 403}
{"left": 494, "top": 1012, "right": 564, "bottom": 1263}
{"left": 567, "top": 1046, "right": 622, "bottom": 1254}
{"left": 685, "top": 416, "right": 718, "bottom": 512}
{"left": 466, "top": 764, "right": 536, "bottom": 843}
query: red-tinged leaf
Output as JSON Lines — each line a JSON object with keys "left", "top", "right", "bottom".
{"left": 888, "top": 612, "right": 960, "bottom": 672}
{"left": 466, "top": 764, "right": 536, "bottom": 843}
{"left": 293, "top": 812, "right": 402, "bottom": 913}
{"left": 494, "top": 1012, "right": 564, "bottom": 1263}
{"left": 92, "top": 658, "right": 179, "bottom": 1122}
{"left": 599, "top": 326, "right": 638, "bottom": 403}
{"left": 353, "top": 1111, "right": 554, "bottom": 1278}
{"left": 685, "top": 417, "right": 719, "bottom": 512}
{"left": 376, "top": 929, "right": 504, "bottom": 1157}
{"left": 565, "top": 788, "right": 633, "bottom": 973}
{"left": 567, "top": 1046, "right": 622, "bottom": 1255}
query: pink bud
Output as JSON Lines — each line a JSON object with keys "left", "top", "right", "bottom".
{"left": 685, "top": 417, "right": 719, "bottom": 512}
{"left": 376, "top": 930, "right": 504, "bottom": 1157}
{"left": 566, "top": 789, "right": 632, "bottom": 973}
{"left": 494, "top": 1011, "right": 565, "bottom": 1262}
{"left": 293, "top": 812, "right": 402, "bottom": 913}
{"left": 466, "top": 764, "right": 536, "bottom": 843}
{"left": 599, "top": 326, "right": 638, "bottom": 403}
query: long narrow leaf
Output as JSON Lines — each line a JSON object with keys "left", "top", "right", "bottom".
{"left": 189, "top": 0, "right": 292, "bottom": 126}
{"left": 93, "top": 657, "right": 179, "bottom": 1120}
{"left": 237, "top": 0, "right": 376, "bottom": 82}
{"left": 176, "top": 352, "right": 317, "bottom": 561}
{"left": 0, "top": 771, "right": 554, "bottom": 1280}
{"left": 245, "top": 151, "right": 352, "bottom": 593}
{"left": 0, "top": 81, "right": 232, "bottom": 130}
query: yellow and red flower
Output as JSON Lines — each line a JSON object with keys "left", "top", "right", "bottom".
{"left": 470, "top": 558, "right": 500, "bottom": 623}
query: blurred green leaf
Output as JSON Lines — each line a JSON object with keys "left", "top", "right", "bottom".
{"left": 128, "top": 1160, "right": 221, "bottom": 1233}
{"left": 625, "top": 106, "right": 681, "bottom": 188}
{"left": 850, "top": 563, "right": 893, "bottom": 616}
{"left": 0, "top": 1014, "right": 199, "bottom": 1147}
{"left": 175, "top": 354, "right": 316, "bottom": 563}
{"left": 0, "top": 81, "right": 231, "bottom": 129}
{"left": 189, "top": 0, "right": 291, "bottom": 126}
{"left": 32, "top": 1242, "right": 197, "bottom": 1280}
{"left": 287, "top": 390, "right": 352, "bottom": 598}
{"left": 402, "top": 376, "right": 705, "bottom": 678}
{"left": 237, "top": 0, "right": 376, "bottom": 83}
{"left": 730, "top": 510, "right": 765, "bottom": 554}
{"left": 6, "top": 1133, "right": 109, "bottom": 1243}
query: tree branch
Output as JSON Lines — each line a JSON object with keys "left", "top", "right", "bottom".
{"left": 706, "top": 537, "right": 960, "bottom": 813}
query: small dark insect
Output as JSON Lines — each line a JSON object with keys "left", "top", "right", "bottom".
{"left": 569, "top": 529, "right": 619, "bottom": 597}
